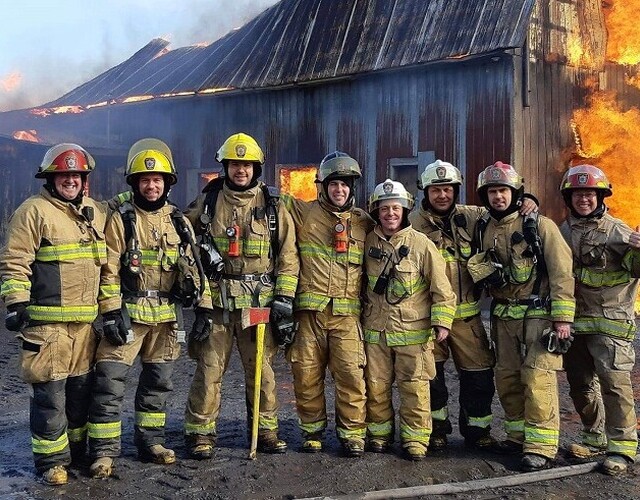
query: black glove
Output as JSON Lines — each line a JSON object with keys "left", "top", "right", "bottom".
{"left": 5, "top": 302, "right": 30, "bottom": 332}
{"left": 540, "top": 329, "right": 574, "bottom": 355}
{"left": 270, "top": 296, "right": 297, "bottom": 347}
{"left": 102, "top": 310, "right": 129, "bottom": 346}
{"left": 190, "top": 308, "right": 213, "bottom": 342}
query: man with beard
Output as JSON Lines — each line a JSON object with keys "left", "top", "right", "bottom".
{"left": 0, "top": 144, "right": 108, "bottom": 485}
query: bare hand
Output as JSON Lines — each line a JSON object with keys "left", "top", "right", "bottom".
{"left": 434, "top": 326, "right": 450, "bottom": 342}
{"left": 553, "top": 321, "right": 572, "bottom": 339}
{"left": 519, "top": 196, "right": 539, "bottom": 216}
{"left": 629, "top": 226, "right": 640, "bottom": 249}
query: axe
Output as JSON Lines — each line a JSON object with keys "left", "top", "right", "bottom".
{"left": 241, "top": 306, "right": 271, "bottom": 460}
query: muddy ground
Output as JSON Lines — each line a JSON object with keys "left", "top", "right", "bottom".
{"left": 0, "top": 308, "right": 639, "bottom": 500}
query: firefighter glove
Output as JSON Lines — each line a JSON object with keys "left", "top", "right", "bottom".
{"left": 540, "top": 328, "right": 573, "bottom": 355}
{"left": 191, "top": 308, "right": 213, "bottom": 342}
{"left": 5, "top": 302, "right": 29, "bottom": 332}
{"left": 102, "top": 310, "right": 129, "bottom": 346}
{"left": 270, "top": 296, "right": 297, "bottom": 346}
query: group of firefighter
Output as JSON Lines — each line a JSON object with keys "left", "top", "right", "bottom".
{"left": 0, "top": 132, "right": 638, "bottom": 487}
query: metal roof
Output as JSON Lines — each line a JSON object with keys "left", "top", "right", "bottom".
{"left": 47, "top": 0, "right": 535, "bottom": 107}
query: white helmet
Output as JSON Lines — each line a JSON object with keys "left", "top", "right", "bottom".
{"left": 368, "top": 179, "right": 415, "bottom": 213}
{"left": 418, "top": 159, "right": 463, "bottom": 190}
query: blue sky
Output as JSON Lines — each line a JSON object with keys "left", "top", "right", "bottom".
{"left": 0, "top": 0, "right": 277, "bottom": 111}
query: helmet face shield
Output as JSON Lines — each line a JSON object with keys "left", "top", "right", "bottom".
{"left": 125, "top": 138, "right": 177, "bottom": 186}
{"left": 418, "top": 159, "right": 463, "bottom": 190}
{"left": 368, "top": 179, "right": 415, "bottom": 213}
{"left": 476, "top": 161, "right": 523, "bottom": 192}
{"left": 36, "top": 143, "right": 95, "bottom": 179}
{"left": 316, "top": 151, "right": 362, "bottom": 183}
{"left": 216, "top": 133, "right": 265, "bottom": 164}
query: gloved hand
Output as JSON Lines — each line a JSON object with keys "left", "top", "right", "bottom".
{"left": 102, "top": 310, "right": 129, "bottom": 346}
{"left": 190, "top": 308, "right": 213, "bottom": 342}
{"left": 540, "top": 328, "right": 574, "bottom": 354}
{"left": 5, "top": 302, "right": 30, "bottom": 332}
{"left": 270, "top": 296, "right": 297, "bottom": 347}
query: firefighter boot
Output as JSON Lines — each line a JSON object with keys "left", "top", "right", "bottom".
{"left": 90, "top": 457, "right": 114, "bottom": 479}
{"left": 187, "top": 434, "right": 216, "bottom": 460}
{"left": 341, "top": 438, "right": 365, "bottom": 458}
{"left": 139, "top": 444, "right": 176, "bottom": 465}
{"left": 257, "top": 431, "right": 287, "bottom": 454}
{"left": 42, "top": 465, "right": 68, "bottom": 486}
{"left": 567, "top": 432, "right": 607, "bottom": 460}
{"left": 301, "top": 432, "right": 323, "bottom": 453}
{"left": 602, "top": 455, "right": 632, "bottom": 476}
{"left": 367, "top": 437, "right": 391, "bottom": 453}
{"left": 403, "top": 442, "right": 427, "bottom": 461}
{"left": 521, "top": 453, "right": 551, "bottom": 472}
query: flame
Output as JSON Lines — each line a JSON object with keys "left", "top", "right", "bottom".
{"left": 200, "top": 172, "right": 220, "bottom": 185}
{"left": 12, "top": 129, "right": 38, "bottom": 142}
{"left": 122, "top": 95, "right": 154, "bottom": 103}
{"left": 158, "top": 91, "right": 196, "bottom": 98}
{"left": 603, "top": 1, "right": 640, "bottom": 65}
{"left": 199, "top": 87, "right": 233, "bottom": 94}
{"left": 29, "top": 105, "right": 84, "bottom": 116}
{"left": 1, "top": 71, "right": 21, "bottom": 92}
{"left": 279, "top": 167, "right": 318, "bottom": 201}
{"left": 86, "top": 101, "right": 109, "bottom": 109}
{"left": 567, "top": 32, "right": 592, "bottom": 67}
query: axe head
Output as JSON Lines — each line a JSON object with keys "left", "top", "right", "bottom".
{"left": 241, "top": 307, "right": 271, "bottom": 329}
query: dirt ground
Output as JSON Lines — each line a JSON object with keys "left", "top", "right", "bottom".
{"left": 1, "top": 308, "right": 639, "bottom": 500}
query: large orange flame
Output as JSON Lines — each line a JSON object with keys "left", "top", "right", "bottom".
{"left": 603, "top": 1, "right": 640, "bottom": 65}
{"left": 279, "top": 167, "right": 317, "bottom": 201}
{"left": 12, "top": 129, "right": 38, "bottom": 142}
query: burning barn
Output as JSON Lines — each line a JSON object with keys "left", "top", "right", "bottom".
{"left": 0, "top": 0, "right": 639, "bottom": 231}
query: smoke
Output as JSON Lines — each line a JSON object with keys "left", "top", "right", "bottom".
{"left": 0, "top": 0, "right": 279, "bottom": 112}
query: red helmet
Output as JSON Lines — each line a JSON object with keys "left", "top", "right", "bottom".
{"left": 559, "top": 165, "right": 612, "bottom": 197}
{"left": 36, "top": 143, "right": 95, "bottom": 179}
{"left": 476, "top": 161, "right": 523, "bottom": 192}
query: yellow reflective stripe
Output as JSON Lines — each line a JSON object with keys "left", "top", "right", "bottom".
{"left": 400, "top": 425, "right": 431, "bottom": 443}
{"left": 456, "top": 301, "right": 481, "bottom": 319}
{"left": 432, "top": 304, "right": 455, "bottom": 328}
{"left": 99, "top": 284, "right": 121, "bottom": 301}
{"left": 524, "top": 426, "right": 558, "bottom": 445}
{"left": 468, "top": 415, "right": 492, "bottom": 429}
{"left": 551, "top": 300, "right": 575, "bottom": 319}
{"left": 136, "top": 411, "right": 166, "bottom": 428}
{"left": 139, "top": 249, "right": 178, "bottom": 266}
{"left": 431, "top": 407, "right": 449, "bottom": 421}
{"left": 336, "top": 427, "right": 366, "bottom": 440}
{"left": 185, "top": 421, "right": 216, "bottom": 435}
{"left": 574, "top": 317, "right": 636, "bottom": 340}
{"left": 67, "top": 424, "right": 87, "bottom": 443}
{"left": 275, "top": 275, "right": 298, "bottom": 296}
{"left": 211, "top": 237, "right": 270, "bottom": 257}
{"left": 504, "top": 419, "right": 524, "bottom": 433}
{"left": 299, "top": 420, "right": 326, "bottom": 435}
{"left": 258, "top": 415, "right": 278, "bottom": 431}
{"left": 581, "top": 431, "right": 607, "bottom": 448}
{"left": 439, "top": 248, "right": 457, "bottom": 262}
{"left": 28, "top": 304, "right": 98, "bottom": 322}
{"left": 608, "top": 439, "right": 638, "bottom": 457}
{"left": 364, "top": 329, "right": 380, "bottom": 344}
{"left": 578, "top": 267, "right": 631, "bottom": 287}
{"left": 388, "top": 276, "right": 426, "bottom": 296}
{"left": 88, "top": 421, "right": 121, "bottom": 439}
{"left": 332, "top": 298, "right": 360, "bottom": 315}
{"left": 508, "top": 264, "right": 534, "bottom": 282}
{"left": 367, "top": 421, "right": 393, "bottom": 437}
{"left": 232, "top": 290, "right": 275, "bottom": 309}
{"left": 623, "top": 249, "right": 640, "bottom": 271}
{"left": 493, "top": 304, "right": 549, "bottom": 319}
{"left": 36, "top": 242, "right": 107, "bottom": 262}
{"left": 125, "top": 302, "right": 176, "bottom": 323}
{"left": 1, "top": 279, "right": 31, "bottom": 295}
{"left": 32, "top": 432, "right": 68, "bottom": 455}
{"left": 296, "top": 293, "right": 331, "bottom": 311}
{"left": 299, "top": 243, "right": 354, "bottom": 264}
{"left": 385, "top": 329, "right": 432, "bottom": 346}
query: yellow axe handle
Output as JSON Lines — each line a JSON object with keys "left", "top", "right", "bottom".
{"left": 249, "top": 322, "right": 266, "bottom": 460}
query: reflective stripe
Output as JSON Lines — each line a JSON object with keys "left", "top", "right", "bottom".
{"left": 364, "top": 328, "right": 432, "bottom": 346}
{"left": 581, "top": 431, "right": 607, "bottom": 448}
{"left": 456, "top": 301, "right": 480, "bottom": 319}
{"left": 468, "top": 414, "right": 492, "bottom": 429}
{"left": 431, "top": 407, "right": 449, "bottom": 422}
{"left": 336, "top": 426, "right": 366, "bottom": 440}
{"left": 28, "top": 304, "right": 98, "bottom": 322}
{"left": 295, "top": 293, "right": 360, "bottom": 315}
{"left": 550, "top": 299, "right": 575, "bottom": 320}
{"left": 439, "top": 248, "right": 457, "bottom": 263}
{"left": 258, "top": 415, "right": 278, "bottom": 432}
{"left": 298, "top": 242, "right": 364, "bottom": 265}
{"left": 432, "top": 303, "right": 455, "bottom": 328}
{"left": 299, "top": 419, "right": 326, "bottom": 435}
{"left": 32, "top": 432, "right": 68, "bottom": 455}
{"left": 99, "top": 284, "right": 120, "bottom": 301}
{"left": 140, "top": 248, "right": 179, "bottom": 266}
{"left": 508, "top": 264, "right": 534, "bottom": 282}
{"left": 504, "top": 419, "right": 524, "bottom": 433}
{"left": 0, "top": 278, "right": 31, "bottom": 295}
{"left": 524, "top": 426, "right": 558, "bottom": 446}
{"left": 208, "top": 288, "right": 275, "bottom": 310}
{"left": 88, "top": 421, "right": 121, "bottom": 440}
{"left": 367, "top": 421, "right": 393, "bottom": 438}
{"left": 578, "top": 267, "right": 631, "bottom": 287}
{"left": 400, "top": 425, "right": 430, "bottom": 444}
{"left": 608, "top": 439, "right": 638, "bottom": 458}
{"left": 136, "top": 411, "right": 166, "bottom": 428}
{"left": 125, "top": 302, "right": 176, "bottom": 323}
{"left": 387, "top": 277, "right": 426, "bottom": 297}
{"left": 274, "top": 275, "right": 298, "bottom": 296}
{"left": 493, "top": 304, "right": 549, "bottom": 320}
{"left": 211, "top": 237, "right": 270, "bottom": 257}
{"left": 35, "top": 242, "right": 107, "bottom": 262}
{"left": 184, "top": 420, "right": 216, "bottom": 435}
{"left": 574, "top": 317, "right": 636, "bottom": 341}
{"left": 67, "top": 424, "right": 87, "bottom": 443}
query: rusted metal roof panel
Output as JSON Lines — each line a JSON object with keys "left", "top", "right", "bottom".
{"left": 47, "top": 0, "right": 535, "bottom": 107}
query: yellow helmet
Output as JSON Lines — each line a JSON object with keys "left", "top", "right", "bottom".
{"left": 36, "top": 143, "right": 95, "bottom": 179}
{"left": 216, "top": 133, "right": 265, "bottom": 164}
{"left": 418, "top": 159, "right": 463, "bottom": 190}
{"left": 125, "top": 138, "right": 177, "bottom": 186}
{"left": 368, "top": 179, "right": 415, "bottom": 213}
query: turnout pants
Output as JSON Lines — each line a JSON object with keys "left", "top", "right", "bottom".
{"left": 286, "top": 306, "right": 367, "bottom": 442}
{"left": 18, "top": 322, "right": 97, "bottom": 473}
{"left": 88, "top": 322, "right": 179, "bottom": 458}
{"left": 184, "top": 308, "right": 280, "bottom": 440}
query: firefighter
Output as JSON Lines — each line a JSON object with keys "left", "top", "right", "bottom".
{"left": 409, "top": 160, "right": 538, "bottom": 450}
{"left": 0, "top": 144, "right": 108, "bottom": 485}
{"left": 183, "top": 133, "right": 299, "bottom": 459}
{"left": 363, "top": 179, "right": 456, "bottom": 460}
{"left": 559, "top": 165, "right": 639, "bottom": 475}
{"left": 282, "top": 151, "right": 374, "bottom": 457}
{"left": 467, "top": 161, "right": 575, "bottom": 471}
{"left": 87, "top": 138, "right": 211, "bottom": 478}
